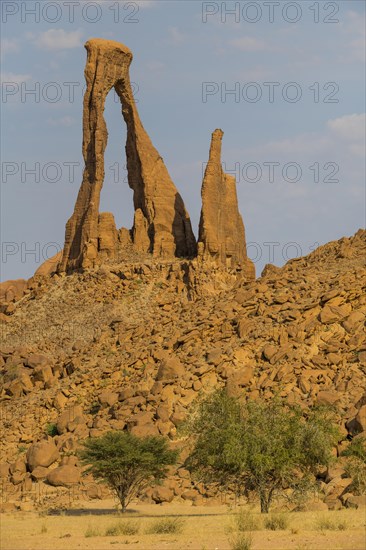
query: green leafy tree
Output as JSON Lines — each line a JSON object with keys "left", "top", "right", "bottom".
{"left": 342, "top": 436, "right": 366, "bottom": 495}
{"left": 185, "top": 390, "right": 340, "bottom": 512}
{"left": 79, "top": 431, "right": 178, "bottom": 512}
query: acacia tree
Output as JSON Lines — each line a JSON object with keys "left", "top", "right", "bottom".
{"left": 79, "top": 431, "right": 178, "bottom": 512}
{"left": 185, "top": 390, "right": 340, "bottom": 513}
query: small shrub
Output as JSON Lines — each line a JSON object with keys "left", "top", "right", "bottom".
{"left": 117, "top": 521, "right": 140, "bottom": 536}
{"left": 229, "top": 533, "right": 253, "bottom": 550}
{"left": 315, "top": 517, "right": 347, "bottom": 531}
{"left": 105, "top": 525, "right": 120, "bottom": 537}
{"left": 264, "top": 513, "right": 289, "bottom": 530}
{"left": 105, "top": 521, "right": 140, "bottom": 536}
{"left": 85, "top": 525, "right": 100, "bottom": 538}
{"left": 145, "top": 517, "right": 184, "bottom": 535}
{"left": 46, "top": 423, "right": 58, "bottom": 437}
{"left": 342, "top": 437, "right": 366, "bottom": 462}
{"left": 344, "top": 458, "right": 366, "bottom": 495}
{"left": 234, "top": 510, "right": 261, "bottom": 532}
{"left": 17, "top": 445, "right": 27, "bottom": 454}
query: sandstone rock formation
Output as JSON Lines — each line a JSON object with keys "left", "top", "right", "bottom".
{"left": 198, "top": 129, "right": 255, "bottom": 278}
{"left": 59, "top": 39, "right": 196, "bottom": 273}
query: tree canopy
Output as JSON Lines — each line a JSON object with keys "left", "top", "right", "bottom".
{"left": 79, "top": 431, "right": 178, "bottom": 512}
{"left": 185, "top": 390, "right": 340, "bottom": 512}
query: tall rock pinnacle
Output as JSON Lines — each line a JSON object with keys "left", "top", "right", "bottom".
{"left": 59, "top": 39, "right": 196, "bottom": 272}
{"left": 198, "top": 129, "right": 255, "bottom": 277}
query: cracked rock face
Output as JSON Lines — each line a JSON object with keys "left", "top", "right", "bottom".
{"left": 59, "top": 39, "right": 196, "bottom": 272}
{"left": 198, "top": 129, "right": 255, "bottom": 278}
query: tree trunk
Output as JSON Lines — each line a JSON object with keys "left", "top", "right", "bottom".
{"left": 260, "top": 491, "right": 270, "bottom": 513}
{"left": 118, "top": 487, "right": 127, "bottom": 513}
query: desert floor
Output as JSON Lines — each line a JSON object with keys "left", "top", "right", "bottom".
{"left": 1, "top": 500, "right": 365, "bottom": 550}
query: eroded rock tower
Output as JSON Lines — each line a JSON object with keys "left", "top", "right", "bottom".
{"left": 59, "top": 38, "right": 254, "bottom": 280}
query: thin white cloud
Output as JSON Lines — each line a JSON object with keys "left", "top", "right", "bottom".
{"left": 339, "top": 10, "right": 366, "bottom": 63}
{"left": 31, "top": 29, "right": 83, "bottom": 51}
{"left": 327, "top": 113, "right": 366, "bottom": 141}
{"left": 230, "top": 37, "right": 267, "bottom": 52}
{"left": 240, "top": 114, "right": 365, "bottom": 159}
{"left": 168, "top": 27, "right": 186, "bottom": 45}
{"left": 1, "top": 38, "right": 19, "bottom": 56}
{"left": 256, "top": 134, "right": 331, "bottom": 156}
{"left": 1, "top": 72, "right": 31, "bottom": 85}
{"left": 47, "top": 116, "right": 76, "bottom": 127}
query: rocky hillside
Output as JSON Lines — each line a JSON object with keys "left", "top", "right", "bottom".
{"left": 0, "top": 229, "right": 365, "bottom": 511}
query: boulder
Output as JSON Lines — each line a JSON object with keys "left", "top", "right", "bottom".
{"left": 56, "top": 404, "right": 84, "bottom": 434}
{"left": 10, "top": 458, "right": 26, "bottom": 474}
{"left": 231, "top": 366, "right": 254, "bottom": 387}
{"left": 53, "top": 392, "right": 68, "bottom": 410}
{"left": 31, "top": 466, "right": 49, "bottom": 480}
{"left": 10, "top": 472, "right": 26, "bottom": 485}
{"left": 130, "top": 423, "right": 159, "bottom": 437}
{"left": 0, "top": 279, "right": 28, "bottom": 303}
{"left": 342, "top": 311, "right": 365, "bottom": 333}
{"left": 25, "top": 353, "right": 53, "bottom": 369}
{"left": 0, "top": 463, "right": 10, "bottom": 479}
{"left": 26, "top": 440, "right": 60, "bottom": 471}
{"left": 262, "top": 344, "right": 277, "bottom": 361}
{"left": 156, "top": 356, "right": 185, "bottom": 381}
{"left": 344, "top": 494, "right": 366, "bottom": 508}
{"left": 316, "top": 390, "right": 340, "bottom": 406}
{"left": 151, "top": 486, "right": 174, "bottom": 503}
{"left": 99, "top": 389, "right": 119, "bottom": 407}
{"left": 33, "top": 365, "right": 54, "bottom": 386}
{"left": 355, "top": 405, "right": 366, "bottom": 432}
{"left": 46, "top": 465, "right": 81, "bottom": 487}
{"left": 319, "top": 305, "right": 350, "bottom": 324}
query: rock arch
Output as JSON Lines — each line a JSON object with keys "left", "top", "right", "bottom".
{"left": 59, "top": 39, "right": 197, "bottom": 273}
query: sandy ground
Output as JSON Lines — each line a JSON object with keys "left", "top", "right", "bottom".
{"left": 1, "top": 501, "right": 365, "bottom": 550}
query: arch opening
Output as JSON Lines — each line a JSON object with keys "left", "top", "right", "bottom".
{"left": 100, "top": 87, "right": 134, "bottom": 232}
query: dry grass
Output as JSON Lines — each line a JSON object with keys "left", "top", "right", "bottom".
{"left": 264, "top": 513, "right": 290, "bottom": 530}
{"left": 104, "top": 520, "right": 140, "bottom": 536}
{"left": 229, "top": 532, "right": 253, "bottom": 550}
{"left": 315, "top": 517, "right": 348, "bottom": 531}
{"left": 1, "top": 502, "right": 365, "bottom": 550}
{"left": 145, "top": 517, "right": 184, "bottom": 534}
{"left": 232, "top": 509, "right": 261, "bottom": 532}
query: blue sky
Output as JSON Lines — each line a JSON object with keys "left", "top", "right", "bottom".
{"left": 1, "top": 0, "right": 365, "bottom": 280}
